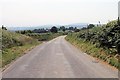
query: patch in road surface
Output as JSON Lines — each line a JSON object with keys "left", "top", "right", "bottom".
{"left": 56, "top": 53, "right": 64, "bottom": 56}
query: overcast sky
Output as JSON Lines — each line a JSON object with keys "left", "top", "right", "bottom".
{"left": 0, "top": 0, "right": 119, "bottom": 27}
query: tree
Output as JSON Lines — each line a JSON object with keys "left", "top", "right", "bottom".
{"left": 60, "top": 26, "right": 66, "bottom": 32}
{"left": 118, "top": 17, "right": 120, "bottom": 26}
{"left": 74, "top": 29, "right": 80, "bottom": 32}
{"left": 81, "top": 27, "right": 87, "bottom": 30}
{"left": 27, "top": 30, "right": 33, "bottom": 33}
{"left": 21, "top": 30, "right": 26, "bottom": 34}
{"left": 87, "top": 24, "right": 95, "bottom": 29}
{"left": 2, "top": 25, "right": 7, "bottom": 30}
{"left": 69, "top": 27, "right": 74, "bottom": 30}
{"left": 50, "top": 26, "right": 58, "bottom": 33}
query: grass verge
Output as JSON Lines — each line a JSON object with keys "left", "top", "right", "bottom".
{"left": 65, "top": 34, "right": 119, "bottom": 69}
{"left": 2, "top": 42, "right": 40, "bottom": 68}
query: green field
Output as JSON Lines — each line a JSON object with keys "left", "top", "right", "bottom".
{"left": 26, "top": 32, "right": 65, "bottom": 41}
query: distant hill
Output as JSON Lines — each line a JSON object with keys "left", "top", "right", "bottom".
{"left": 65, "top": 23, "right": 88, "bottom": 29}
{"left": 6, "top": 27, "right": 44, "bottom": 31}
{"left": 6, "top": 25, "right": 59, "bottom": 31}
{"left": 6, "top": 23, "right": 88, "bottom": 31}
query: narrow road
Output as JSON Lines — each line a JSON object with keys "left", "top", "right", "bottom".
{"left": 2, "top": 36, "right": 118, "bottom": 78}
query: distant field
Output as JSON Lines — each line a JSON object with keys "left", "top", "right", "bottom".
{"left": 26, "top": 32, "right": 65, "bottom": 41}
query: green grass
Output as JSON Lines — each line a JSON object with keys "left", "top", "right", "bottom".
{"left": 2, "top": 43, "right": 39, "bottom": 67}
{"left": 0, "top": 50, "right": 2, "bottom": 68}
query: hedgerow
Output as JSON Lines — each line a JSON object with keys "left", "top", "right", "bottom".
{"left": 66, "top": 20, "right": 120, "bottom": 68}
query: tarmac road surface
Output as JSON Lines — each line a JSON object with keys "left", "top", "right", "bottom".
{"left": 2, "top": 36, "right": 118, "bottom": 78}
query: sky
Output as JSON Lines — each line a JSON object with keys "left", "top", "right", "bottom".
{"left": 118, "top": 1, "right": 120, "bottom": 17}
{"left": 0, "top": 0, "right": 119, "bottom": 27}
